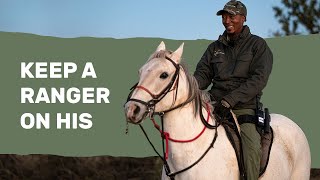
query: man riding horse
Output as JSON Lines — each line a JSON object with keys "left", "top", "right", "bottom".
{"left": 194, "top": 1, "right": 273, "bottom": 179}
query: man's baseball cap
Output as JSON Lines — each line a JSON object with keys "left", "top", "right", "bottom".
{"left": 216, "top": 0, "right": 247, "bottom": 17}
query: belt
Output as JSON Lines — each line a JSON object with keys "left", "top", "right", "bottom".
{"left": 237, "top": 115, "right": 256, "bottom": 125}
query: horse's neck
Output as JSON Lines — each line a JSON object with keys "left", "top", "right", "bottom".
{"left": 163, "top": 103, "right": 217, "bottom": 157}
{"left": 163, "top": 104, "right": 213, "bottom": 139}
{"left": 162, "top": 104, "right": 236, "bottom": 177}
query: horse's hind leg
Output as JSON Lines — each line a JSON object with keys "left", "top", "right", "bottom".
{"left": 290, "top": 151, "right": 311, "bottom": 180}
{"left": 291, "top": 162, "right": 311, "bottom": 180}
{"left": 290, "top": 130, "right": 311, "bottom": 180}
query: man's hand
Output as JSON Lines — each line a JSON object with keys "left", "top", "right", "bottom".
{"left": 221, "top": 99, "right": 231, "bottom": 108}
{"left": 214, "top": 100, "right": 232, "bottom": 120}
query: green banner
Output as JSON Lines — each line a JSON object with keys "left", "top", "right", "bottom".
{"left": 0, "top": 32, "right": 319, "bottom": 168}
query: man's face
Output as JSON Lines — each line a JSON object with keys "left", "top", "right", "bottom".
{"left": 221, "top": 12, "right": 245, "bottom": 35}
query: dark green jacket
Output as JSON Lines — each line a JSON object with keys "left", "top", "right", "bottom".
{"left": 194, "top": 26, "right": 273, "bottom": 109}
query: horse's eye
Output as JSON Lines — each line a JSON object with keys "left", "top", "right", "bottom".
{"left": 160, "top": 72, "right": 169, "bottom": 79}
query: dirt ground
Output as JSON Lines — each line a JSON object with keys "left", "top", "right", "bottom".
{"left": 0, "top": 155, "right": 318, "bottom": 180}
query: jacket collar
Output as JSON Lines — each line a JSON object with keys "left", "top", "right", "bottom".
{"left": 218, "top": 25, "right": 251, "bottom": 46}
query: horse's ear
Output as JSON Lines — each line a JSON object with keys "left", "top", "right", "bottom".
{"left": 171, "top": 42, "right": 184, "bottom": 63}
{"left": 156, "top": 41, "right": 166, "bottom": 51}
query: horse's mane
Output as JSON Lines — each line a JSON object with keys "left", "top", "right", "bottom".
{"left": 150, "top": 50, "right": 213, "bottom": 117}
{"left": 181, "top": 63, "right": 213, "bottom": 117}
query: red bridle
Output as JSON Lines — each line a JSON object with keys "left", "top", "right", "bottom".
{"left": 135, "top": 82, "right": 178, "bottom": 100}
{"left": 126, "top": 56, "right": 180, "bottom": 116}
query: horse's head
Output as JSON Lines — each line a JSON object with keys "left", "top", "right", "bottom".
{"left": 124, "top": 41, "right": 186, "bottom": 124}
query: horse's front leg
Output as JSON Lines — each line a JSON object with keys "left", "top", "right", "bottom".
{"left": 161, "top": 166, "right": 170, "bottom": 180}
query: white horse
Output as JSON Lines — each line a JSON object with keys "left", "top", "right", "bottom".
{"left": 124, "top": 42, "right": 311, "bottom": 180}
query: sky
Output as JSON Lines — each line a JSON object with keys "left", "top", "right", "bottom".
{"left": 0, "top": 0, "right": 283, "bottom": 40}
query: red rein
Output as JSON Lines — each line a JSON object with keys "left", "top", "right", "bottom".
{"left": 151, "top": 103, "right": 211, "bottom": 159}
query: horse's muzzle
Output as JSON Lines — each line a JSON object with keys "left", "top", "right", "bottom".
{"left": 124, "top": 101, "right": 148, "bottom": 124}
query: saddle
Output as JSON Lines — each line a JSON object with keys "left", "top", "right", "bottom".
{"left": 221, "top": 116, "right": 274, "bottom": 178}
